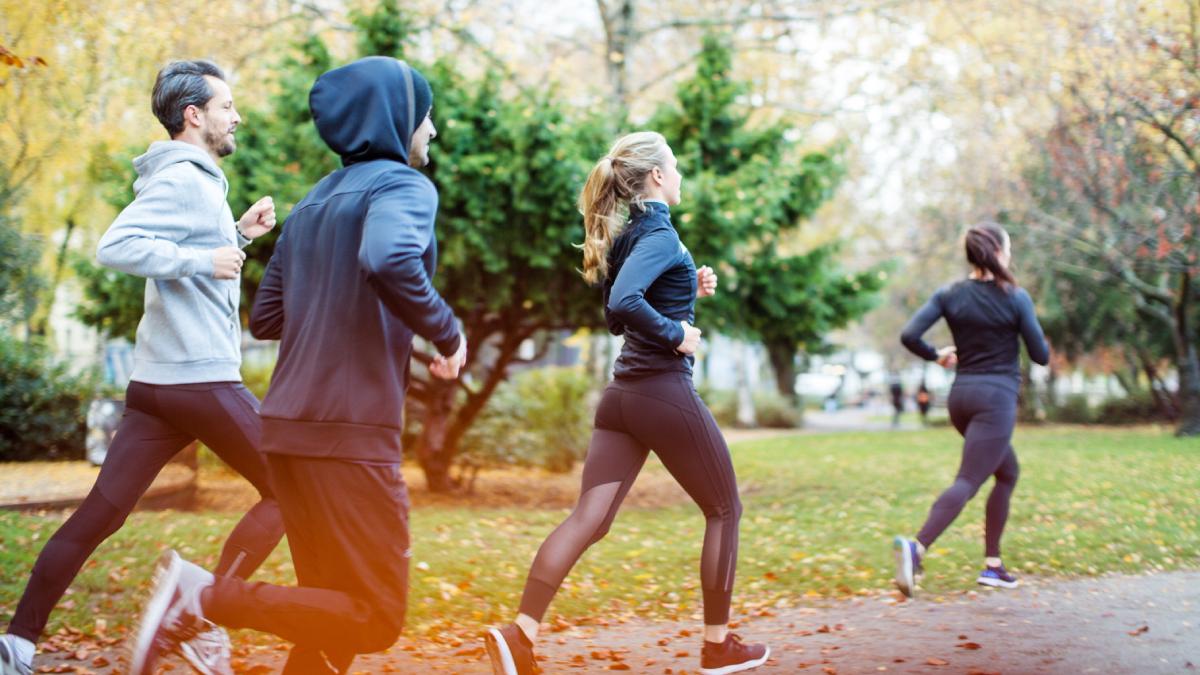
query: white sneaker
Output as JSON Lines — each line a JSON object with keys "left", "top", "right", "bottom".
{"left": 0, "top": 635, "right": 33, "bottom": 675}
{"left": 178, "top": 623, "right": 233, "bottom": 675}
{"left": 129, "top": 550, "right": 215, "bottom": 675}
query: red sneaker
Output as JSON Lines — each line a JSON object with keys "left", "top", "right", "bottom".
{"left": 699, "top": 633, "right": 770, "bottom": 674}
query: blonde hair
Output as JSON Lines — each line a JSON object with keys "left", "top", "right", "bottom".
{"left": 579, "top": 131, "right": 673, "bottom": 284}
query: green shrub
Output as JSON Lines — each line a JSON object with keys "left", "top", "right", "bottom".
{"left": 697, "top": 385, "right": 738, "bottom": 427}
{"left": 459, "top": 367, "right": 596, "bottom": 473}
{"left": 752, "top": 391, "right": 804, "bottom": 428}
{"left": 0, "top": 334, "right": 95, "bottom": 461}
{"left": 1046, "top": 393, "right": 1093, "bottom": 424}
{"left": 1094, "top": 390, "right": 1173, "bottom": 425}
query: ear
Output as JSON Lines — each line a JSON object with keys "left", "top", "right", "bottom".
{"left": 651, "top": 166, "right": 664, "bottom": 185}
{"left": 182, "top": 104, "right": 203, "bottom": 129}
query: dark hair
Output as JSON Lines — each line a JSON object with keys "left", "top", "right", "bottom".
{"left": 964, "top": 221, "right": 1017, "bottom": 290}
{"left": 151, "top": 60, "right": 225, "bottom": 137}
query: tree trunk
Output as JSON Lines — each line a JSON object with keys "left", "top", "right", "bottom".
{"left": 766, "top": 339, "right": 798, "bottom": 405}
{"left": 597, "top": 0, "right": 634, "bottom": 116}
{"left": 1173, "top": 271, "right": 1200, "bottom": 435}
{"left": 416, "top": 378, "right": 457, "bottom": 493}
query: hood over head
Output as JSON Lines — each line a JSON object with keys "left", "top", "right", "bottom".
{"left": 309, "top": 56, "right": 433, "bottom": 166}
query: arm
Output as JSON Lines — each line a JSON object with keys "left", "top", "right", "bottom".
{"left": 899, "top": 290, "right": 944, "bottom": 361}
{"left": 606, "top": 228, "right": 686, "bottom": 350}
{"left": 358, "top": 177, "right": 462, "bottom": 356}
{"left": 249, "top": 231, "right": 285, "bottom": 340}
{"left": 96, "top": 172, "right": 215, "bottom": 279}
{"left": 1016, "top": 288, "right": 1050, "bottom": 365}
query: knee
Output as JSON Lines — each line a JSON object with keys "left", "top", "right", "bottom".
{"left": 704, "top": 496, "right": 742, "bottom": 525}
{"left": 357, "top": 611, "right": 404, "bottom": 653}
{"left": 996, "top": 464, "right": 1020, "bottom": 487}
{"left": 941, "top": 478, "right": 980, "bottom": 504}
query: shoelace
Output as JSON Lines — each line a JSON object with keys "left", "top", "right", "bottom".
{"left": 179, "top": 625, "right": 229, "bottom": 664}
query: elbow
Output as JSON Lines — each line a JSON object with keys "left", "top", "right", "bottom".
{"left": 606, "top": 295, "right": 638, "bottom": 324}
{"left": 95, "top": 240, "right": 118, "bottom": 268}
{"left": 899, "top": 332, "right": 919, "bottom": 352}
{"left": 1033, "top": 350, "right": 1050, "bottom": 367}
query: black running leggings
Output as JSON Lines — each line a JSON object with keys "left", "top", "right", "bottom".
{"left": 916, "top": 375, "right": 1020, "bottom": 558}
{"left": 7, "top": 381, "right": 284, "bottom": 642}
{"left": 519, "top": 371, "right": 742, "bottom": 626}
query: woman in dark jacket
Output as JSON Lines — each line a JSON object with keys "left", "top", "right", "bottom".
{"left": 485, "top": 132, "right": 768, "bottom": 675}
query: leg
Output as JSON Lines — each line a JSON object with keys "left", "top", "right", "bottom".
{"left": 916, "top": 385, "right": 1016, "bottom": 550}
{"left": 204, "top": 454, "right": 410, "bottom": 664}
{"left": 984, "top": 446, "right": 1019, "bottom": 558}
{"left": 159, "top": 383, "right": 283, "bottom": 579}
{"left": 517, "top": 390, "right": 649, "bottom": 624}
{"left": 8, "top": 394, "right": 189, "bottom": 641}
{"left": 617, "top": 376, "right": 742, "bottom": 629}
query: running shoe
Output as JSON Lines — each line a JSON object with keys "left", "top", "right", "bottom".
{"left": 178, "top": 623, "right": 233, "bottom": 675}
{"left": 129, "top": 549, "right": 216, "bottom": 675}
{"left": 893, "top": 535, "right": 923, "bottom": 598}
{"left": 699, "top": 633, "right": 770, "bottom": 674}
{"left": 977, "top": 564, "right": 1019, "bottom": 589}
{"left": 485, "top": 623, "right": 537, "bottom": 675}
{"left": 0, "top": 634, "right": 32, "bottom": 675}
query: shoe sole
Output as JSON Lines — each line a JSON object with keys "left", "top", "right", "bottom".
{"left": 698, "top": 645, "right": 771, "bottom": 675}
{"left": 178, "top": 634, "right": 229, "bottom": 675}
{"left": 977, "top": 576, "right": 1019, "bottom": 589}
{"left": 129, "top": 550, "right": 182, "bottom": 675}
{"left": 484, "top": 627, "right": 518, "bottom": 675}
{"left": 0, "top": 637, "right": 32, "bottom": 675}
{"left": 893, "top": 536, "right": 914, "bottom": 598}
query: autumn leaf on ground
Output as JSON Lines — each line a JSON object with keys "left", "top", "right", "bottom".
{"left": 1128, "top": 625, "right": 1149, "bottom": 636}
{"left": 957, "top": 641, "right": 982, "bottom": 650}
{"left": 927, "top": 656, "right": 949, "bottom": 666}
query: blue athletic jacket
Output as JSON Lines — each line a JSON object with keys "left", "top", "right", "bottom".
{"left": 604, "top": 201, "right": 697, "bottom": 379}
{"left": 250, "top": 57, "right": 461, "bottom": 461}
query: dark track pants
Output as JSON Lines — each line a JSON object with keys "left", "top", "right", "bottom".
{"left": 7, "top": 381, "right": 283, "bottom": 642}
{"left": 205, "top": 451, "right": 411, "bottom": 674}
{"left": 916, "top": 375, "right": 1020, "bottom": 557}
{"left": 518, "top": 371, "right": 743, "bottom": 626}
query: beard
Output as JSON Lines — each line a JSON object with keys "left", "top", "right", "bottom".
{"left": 408, "top": 144, "right": 429, "bottom": 168}
{"left": 204, "top": 126, "right": 236, "bottom": 157}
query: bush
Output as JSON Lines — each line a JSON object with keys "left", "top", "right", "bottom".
{"left": 1046, "top": 394, "right": 1093, "bottom": 424}
{"left": 0, "top": 334, "right": 95, "bottom": 461}
{"left": 753, "top": 391, "right": 804, "bottom": 428}
{"left": 696, "top": 386, "right": 802, "bottom": 429}
{"left": 240, "top": 360, "right": 274, "bottom": 401}
{"left": 1094, "top": 390, "right": 1173, "bottom": 425}
{"left": 459, "top": 367, "right": 597, "bottom": 473}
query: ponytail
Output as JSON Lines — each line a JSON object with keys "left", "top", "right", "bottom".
{"left": 578, "top": 131, "right": 672, "bottom": 284}
{"left": 965, "top": 221, "right": 1017, "bottom": 290}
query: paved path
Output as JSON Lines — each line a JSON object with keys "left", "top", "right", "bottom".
{"left": 36, "top": 570, "right": 1199, "bottom": 673}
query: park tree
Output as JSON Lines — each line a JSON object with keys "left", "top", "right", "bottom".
{"left": 652, "top": 34, "right": 886, "bottom": 403}
{"left": 1016, "top": 9, "right": 1200, "bottom": 435}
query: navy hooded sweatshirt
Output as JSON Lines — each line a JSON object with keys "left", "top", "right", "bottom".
{"left": 604, "top": 201, "right": 697, "bottom": 379}
{"left": 250, "top": 57, "right": 461, "bottom": 462}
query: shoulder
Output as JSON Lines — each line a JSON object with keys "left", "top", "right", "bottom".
{"left": 368, "top": 161, "right": 436, "bottom": 196}
{"left": 1011, "top": 286, "right": 1035, "bottom": 307}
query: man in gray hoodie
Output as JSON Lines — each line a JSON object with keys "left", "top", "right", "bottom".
{"left": 0, "top": 60, "right": 284, "bottom": 675}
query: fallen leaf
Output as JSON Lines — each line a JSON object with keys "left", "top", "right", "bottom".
{"left": 957, "top": 642, "right": 982, "bottom": 650}
{"left": 927, "top": 657, "right": 949, "bottom": 666}
{"left": 1128, "top": 625, "right": 1149, "bottom": 636}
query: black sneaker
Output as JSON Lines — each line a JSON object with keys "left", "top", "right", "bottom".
{"left": 977, "top": 564, "right": 1019, "bottom": 589}
{"left": 699, "top": 633, "right": 769, "bottom": 675}
{"left": 485, "top": 624, "right": 537, "bottom": 675}
{"left": 129, "top": 550, "right": 216, "bottom": 675}
{"left": 893, "top": 535, "right": 923, "bottom": 598}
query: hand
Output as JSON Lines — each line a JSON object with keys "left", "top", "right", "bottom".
{"left": 936, "top": 345, "right": 958, "bottom": 369}
{"left": 238, "top": 196, "right": 276, "bottom": 239}
{"left": 211, "top": 246, "right": 247, "bottom": 280}
{"left": 430, "top": 336, "right": 468, "bottom": 380}
{"left": 696, "top": 265, "right": 718, "bottom": 298}
{"left": 676, "top": 320, "right": 702, "bottom": 355}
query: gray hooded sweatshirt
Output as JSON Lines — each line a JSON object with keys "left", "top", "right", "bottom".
{"left": 97, "top": 140, "right": 251, "bottom": 384}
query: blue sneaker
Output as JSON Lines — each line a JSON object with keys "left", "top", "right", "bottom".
{"left": 977, "top": 564, "right": 1019, "bottom": 589}
{"left": 892, "top": 536, "right": 923, "bottom": 598}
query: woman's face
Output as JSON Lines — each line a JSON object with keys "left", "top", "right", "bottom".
{"left": 649, "top": 144, "right": 683, "bottom": 206}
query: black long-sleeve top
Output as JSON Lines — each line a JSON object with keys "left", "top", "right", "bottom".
{"left": 603, "top": 201, "right": 697, "bottom": 379}
{"left": 900, "top": 279, "right": 1049, "bottom": 382}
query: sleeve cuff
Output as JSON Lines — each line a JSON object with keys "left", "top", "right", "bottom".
{"left": 435, "top": 332, "right": 463, "bottom": 357}
{"left": 193, "top": 248, "right": 215, "bottom": 277}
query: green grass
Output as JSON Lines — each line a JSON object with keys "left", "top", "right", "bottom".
{"left": 2, "top": 425, "right": 1198, "bottom": 642}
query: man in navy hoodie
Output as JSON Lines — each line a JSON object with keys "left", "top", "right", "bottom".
{"left": 129, "top": 57, "right": 465, "bottom": 674}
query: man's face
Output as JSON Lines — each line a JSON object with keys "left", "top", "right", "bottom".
{"left": 409, "top": 112, "right": 437, "bottom": 168}
{"left": 199, "top": 76, "right": 240, "bottom": 157}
